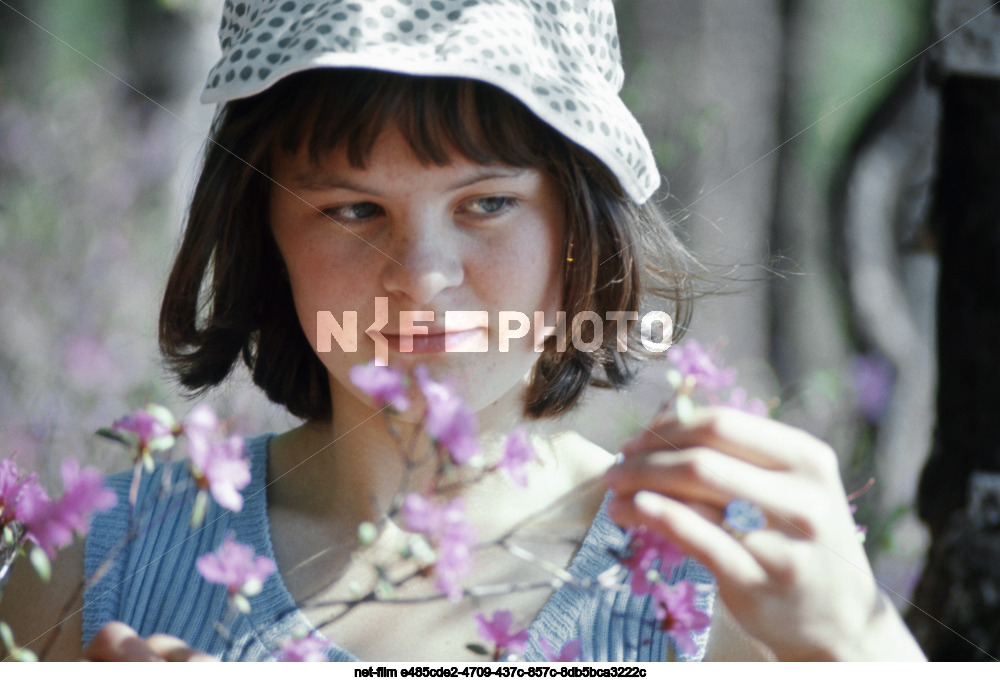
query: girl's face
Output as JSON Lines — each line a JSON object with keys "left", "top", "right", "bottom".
{"left": 270, "top": 125, "right": 566, "bottom": 420}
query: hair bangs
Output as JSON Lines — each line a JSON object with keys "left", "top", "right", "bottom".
{"left": 270, "top": 70, "right": 560, "bottom": 172}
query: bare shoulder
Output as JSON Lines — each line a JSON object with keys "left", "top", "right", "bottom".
{"left": 0, "top": 539, "right": 85, "bottom": 661}
{"left": 550, "top": 430, "right": 617, "bottom": 483}
{"left": 703, "top": 597, "right": 776, "bottom": 661}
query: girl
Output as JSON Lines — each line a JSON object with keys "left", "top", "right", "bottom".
{"left": 0, "top": 0, "right": 924, "bottom": 661}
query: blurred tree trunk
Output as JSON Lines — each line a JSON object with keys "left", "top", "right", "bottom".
{"left": 908, "top": 0, "right": 1000, "bottom": 661}
{"left": 621, "top": 0, "right": 781, "bottom": 371}
{"left": 769, "top": 1, "right": 854, "bottom": 442}
{"left": 572, "top": 0, "right": 783, "bottom": 450}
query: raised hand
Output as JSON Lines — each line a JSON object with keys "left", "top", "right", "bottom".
{"left": 603, "top": 407, "right": 925, "bottom": 661}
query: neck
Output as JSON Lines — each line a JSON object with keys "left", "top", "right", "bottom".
{"left": 268, "top": 401, "right": 515, "bottom": 521}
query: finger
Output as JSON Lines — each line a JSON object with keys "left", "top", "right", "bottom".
{"left": 609, "top": 488, "right": 867, "bottom": 591}
{"left": 622, "top": 408, "right": 838, "bottom": 476}
{"left": 605, "top": 448, "right": 819, "bottom": 538}
{"left": 607, "top": 489, "right": 768, "bottom": 587}
{"left": 83, "top": 622, "right": 162, "bottom": 662}
{"left": 612, "top": 491, "right": 724, "bottom": 525}
{"left": 145, "top": 634, "right": 215, "bottom": 662}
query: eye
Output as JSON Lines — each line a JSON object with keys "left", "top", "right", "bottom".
{"left": 322, "top": 202, "right": 382, "bottom": 222}
{"left": 462, "top": 196, "right": 517, "bottom": 216}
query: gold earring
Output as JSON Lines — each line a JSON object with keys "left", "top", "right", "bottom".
{"left": 566, "top": 240, "right": 574, "bottom": 263}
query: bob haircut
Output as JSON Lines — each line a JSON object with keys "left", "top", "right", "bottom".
{"left": 159, "top": 69, "right": 695, "bottom": 421}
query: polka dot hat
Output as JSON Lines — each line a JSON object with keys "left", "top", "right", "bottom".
{"left": 201, "top": 0, "right": 659, "bottom": 203}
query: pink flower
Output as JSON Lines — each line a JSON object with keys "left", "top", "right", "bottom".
{"left": 112, "top": 406, "right": 176, "bottom": 456}
{"left": 12, "top": 459, "right": 116, "bottom": 559}
{"left": 196, "top": 532, "right": 275, "bottom": 599}
{"left": 400, "top": 492, "right": 441, "bottom": 535}
{"left": 276, "top": 632, "right": 329, "bottom": 662}
{"left": 666, "top": 339, "right": 736, "bottom": 392}
{"left": 349, "top": 362, "right": 411, "bottom": 412}
{"left": 49, "top": 459, "right": 117, "bottom": 534}
{"left": 620, "top": 528, "right": 685, "bottom": 596}
{"left": 182, "top": 405, "right": 250, "bottom": 513}
{"left": 539, "top": 637, "right": 583, "bottom": 662}
{"left": 434, "top": 521, "right": 476, "bottom": 602}
{"left": 713, "top": 386, "right": 768, "bottom": 417}
{"left": 475, "top": 610, "right": 530, "bottom": 660}
{"left": 8, "top": 476, "right": 53, "bottom": 542}
{"left": 415, "top": 366, "right": 480, "bottom": 465}
{"left": 651, "top": 580, "right": 711, "bottom": 657}
{"left": 188, "top": 434, "right": 251, "bottom": 512}
{"left": 850, "top": 354, "right": 894, "bottom": 423}
{"left": 401, "top": 493, "right": 477, "bottom": 601}
{"left": 497, "top": 428, "right": 536, "bottom": 487}
{"left": 0, "top": 459, "right": 37, "bottom": 524}
{"left": 182, "top": 403, "right": 221, "bottom": 442}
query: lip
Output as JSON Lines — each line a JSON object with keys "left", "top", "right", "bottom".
{"left": 384, "top": 328, "right": 487, "bottom": 354}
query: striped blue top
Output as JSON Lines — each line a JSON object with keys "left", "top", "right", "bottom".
{"left": 83, "top": 434, "right": 715, "bottom": 661}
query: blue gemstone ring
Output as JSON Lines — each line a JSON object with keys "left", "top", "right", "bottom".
{"left": 722, "top": 499, "right": 767, "bottom": 537}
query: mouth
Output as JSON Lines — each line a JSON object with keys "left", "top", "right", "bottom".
{"left": 384, "top": 328, "right": 488, "bottom": 354}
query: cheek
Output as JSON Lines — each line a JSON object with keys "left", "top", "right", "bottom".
{"left": 277, "top": 240, "right": 375, "bottom": 355}
{"left": 476, "top": 236, "right": 562, "bottom": 310}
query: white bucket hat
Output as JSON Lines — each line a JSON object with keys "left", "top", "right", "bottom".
{"left": 202, "top": 0, "right": 660, "bottom": 203}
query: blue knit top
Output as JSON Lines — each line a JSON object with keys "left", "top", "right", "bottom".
{"left": 83, "top": 434, "right": 715, "bottom": 661}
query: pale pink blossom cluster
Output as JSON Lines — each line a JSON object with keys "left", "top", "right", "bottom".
{"left": 111, "top": 406, "right": 175, "bottom": 467}
{"left": 415, "top": 366, "right": 481, "bottom": 464}
{"left": 619, "top": 527, "right": 685, "bottom": 596}
{"left": 497, "top": 428, "right": 536, "bottom": 487}
{"left": 0, "top": 457, "right": 116, "bottom": 559}
{"left": 667, "top": 339, "right": 768, "bottom": 417}
{"left": 349, "top": 361, "right": 411, "bottom": 413}
{"left": 651, "top": 581, "right": 711, "bottom": 656}
{"left": 275, "top": 632, "right": 329, "bottom": 662}
{"left": 348, "top": 360, "right": 716, "bottom": 661}
{"left": 182, "top": 404, "right": 251, "bottom": 513}
{"left": 196, "top": 532, "right": 276, "bottom": 614}
{"left": 112, "top": 403, "right": 251, "bottom": 513}
{"left": 401, "top": 493, "right": 477, "bottom": 601}
{"left": 475, "top": 610, "right": 530, "bottom": 661}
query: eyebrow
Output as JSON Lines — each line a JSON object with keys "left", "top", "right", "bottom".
{"left": 288, "top": 166, "right": 529, "bottom": 194}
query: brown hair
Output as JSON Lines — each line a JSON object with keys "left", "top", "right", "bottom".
{"left": 159, "top": 69, "right": 695, "bottom": 421}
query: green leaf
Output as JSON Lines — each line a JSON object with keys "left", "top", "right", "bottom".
{"left": 0, "top": 621, "right": 15, "bottom": 650}
{"left": 147, "top": 434, "right": 176, "bottom": 455}
{"left": 13, "top": 647, "right": 38, "bottom": 662}
{"left": 406, "top": 534, "right": 435, "bottom": 563}
{"left": 675, "top": 394, "right": 695, "bottom": 423}
{"left": 190, "top": 490, "right": 208, "bottom": 529}
{"left": 2, "top": 524, "right": 15, "bottom": 546}
{"left": 29, "top": 546, "right": 51, "bottom": 583}
{"left": 242, "top": 578, "right": 263, "bottom": 597}
{"left": 145, "top": 404, "right": 178, "bottom": 431}
{"left": 232, "top": 593, "right": 251, "bottom": 614}
{"left": 357, "top": 521, "right": 378, "bottom": 546}
{"left": 465, "top": 643, "right": 490, "bottom": 657}
{"left": 95, "top": 427, "right": 133, "bottom": 446}
{"left": 374, "top": 567, "right": 394, "bottom": 599}
{"left": 665, "top": 368, "right": 683, "bottom": 389}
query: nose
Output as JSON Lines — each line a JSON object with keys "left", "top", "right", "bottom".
{"left": 380, "top": 213, "right": 465, "bottom": 306}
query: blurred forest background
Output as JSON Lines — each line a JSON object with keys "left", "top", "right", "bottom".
{"left": 0, "top": 0, "right": 971, "bottom": 658}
